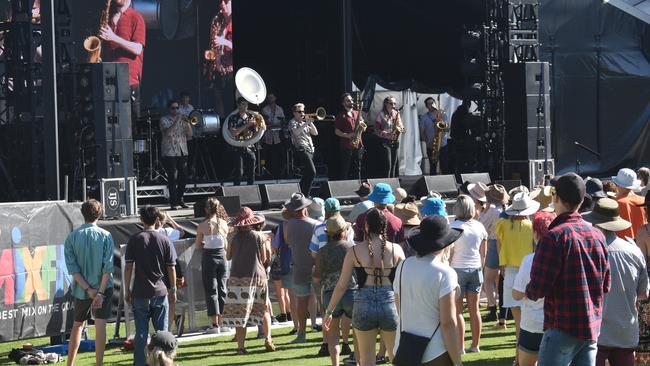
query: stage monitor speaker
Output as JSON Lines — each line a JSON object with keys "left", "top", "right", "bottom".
{"left": 495, "top": 179, "right": 523, "bottom": 192}
{"left": 262, "top": 183, "right": 301, "bottom": 209}
{"left": 78, "top": 62, "right": 131, "bottom": 102}
{"left": 503, "top": 62, "right": 552, "bottom": 161}
{"left": 367, "top": 178, "right": 401, "bottom": 194}
{"left": 216, "top": 185, "right": 262, "bottom": 210}
{"left": 503, "top": 159, "right": 555, "bottom": 189}
{"left": 194, "top": 195, "right": 241, "bottom": 218}
{"left": 411, "top": 175, "right": 459, "bottom": 199}
{"left": 320, "top": 180, "right": 362, "bottom": 205}
{"left": 460, "top": 173, "right": 491, "bottom": 185}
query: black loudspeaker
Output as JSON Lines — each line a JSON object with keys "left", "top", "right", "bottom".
{"left": 217, "top": 185, "right": 262, "bottom": 210}
{"left": 411, "top": 175, "right": 459, "bottom": 199}
{"left": 460, "top": 173, "right": 491, "bottom": 185}
{"left": 320, "top": 180, "right": 362, "bottom": 205}
{"left": 194, "top": 196, "right": 241, "bottom": 218}
{"left": 503, "top": 62, "right": 552, "bottom": 161}
{"left": 93, "top": 101, "right": 132, "bottom": 141}
{"left": 503, "top": 159, "right": 555, "bottom": 188}
{"left": 262, "top": 183, "right": 301, "bottom": 209}
{"left": 77, "top": 62, "right": 131, "bottom": 102}
{"left": 367, "top": 178, "right": 401, "bottom": 194}
{"left": 91, "top": 139, "right": 134, "bottom": 180}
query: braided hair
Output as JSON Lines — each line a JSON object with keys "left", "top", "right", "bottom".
{"left": 366, "top": 208, "right": 388, "bottom": 272}
{"left": 205, "top": 197, "right": 226, "bottom": 236}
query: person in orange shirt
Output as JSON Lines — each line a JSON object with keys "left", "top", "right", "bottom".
{"left": 613, "top": 168, "right": 647, "bottom": 239}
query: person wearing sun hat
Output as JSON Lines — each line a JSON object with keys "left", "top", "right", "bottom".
{"left": 347, "top": 182, "right": 375, "bottom": 223}
{"left": 353, "top": 182, "right": 404, "bottom": 243}
{"left": 392, "top": 215, "right": 464, "bottom": 365}
{"left": 529, "top": 186, "right": 554, "bottom": 213}
{"left": 421, "top": 196, "right": 448, "bottom": 218}
{"left": 308, "top": 197, "right": 326, "bottom": 222}
{"left": 467, "top": 182, "right": 488, "bottom": 216}
{"left": 526, "top": 173, "right": 610, "bottom": 366}
{"left": 612, "top": 168, "right": 647, "bottom": 239}
{"left": 393, "top": 202, "right": 422, "bottom": 257}
{"left": 222, "top": 207, "right": 274, "bottom": 354}
{"left": 496, "top": 191, "right": 539, "bottom": 355}
{"left": 584, "top": 198, "right": 649, "bottom": 366}
{"left": 481, "top": 184, "right": 509, "bottom": 323}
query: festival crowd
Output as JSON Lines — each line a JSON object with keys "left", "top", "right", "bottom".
{"left": 61, "top": 167, "right": 650, "bottom": 366}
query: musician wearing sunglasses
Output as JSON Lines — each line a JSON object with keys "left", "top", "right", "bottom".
{"left": 375, "top": 96, "right": 403, "bottom": 178}
{"left": 160, "top": 100, "right": 193, "bottom": 210}
{"left": 227, "top": 97, "right": 257, "bottom": 186}
{"left": 335, "top": 93, "right": 364, "bottom": 180}
{"left": 289, "top": 103, "right": 318, "bottom": 195}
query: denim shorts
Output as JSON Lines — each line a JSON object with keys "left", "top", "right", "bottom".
{"left": 352, "top": 286, "right": 398, "bottom": 331}
{"left": 485, "top": 239, "right": 499, "bottom": 269}
{"left": 293, "top": 281, "right": 312, "bottom": 297}
{"left": 519, "top": 328, "right": 544, "bottom": 354}
{"left": 323, "top": 289, "right": 355, "bottom": 318}
{"left": 454, "top": 267, "right": 483, "bottom": 293}
{"left": 280, "top": 268, "right": 293, "bottom": 289}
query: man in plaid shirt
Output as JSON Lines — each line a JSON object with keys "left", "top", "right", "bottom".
{"left": 526, "top": 173, "right": 610, "bottom": 366}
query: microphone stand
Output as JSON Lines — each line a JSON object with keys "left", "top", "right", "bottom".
{"left": 574, "top": 140, "right": 601, "bottom": 175}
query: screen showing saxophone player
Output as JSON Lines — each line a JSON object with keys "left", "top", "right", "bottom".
{"left": 204, "top": 0, "right": 233, "bottom": 117}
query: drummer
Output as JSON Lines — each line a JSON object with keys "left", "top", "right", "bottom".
{"left": 179, "top": 91, "right": 194, "bottom": 116}
{"left": 261, "top": 92, "right": 286, "bottom": 179}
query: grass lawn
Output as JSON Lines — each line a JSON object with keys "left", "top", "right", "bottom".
{"left": 0, "top": 317, "right": 517, "bottom": 365}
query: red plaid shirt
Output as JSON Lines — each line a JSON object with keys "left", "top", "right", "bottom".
{"left": 525, "top": 211, "right": 610, "bottom": 340}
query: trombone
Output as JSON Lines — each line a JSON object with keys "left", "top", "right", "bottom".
{"left": 305, "top": 107, "right": 335, "bottom": 121}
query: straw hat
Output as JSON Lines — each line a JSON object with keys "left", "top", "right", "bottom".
{"left": 394, "top": 202, "right": 421, "bottom": 226}
{"left": 467, "top": 182, "right": 488, "bottom": 203}
{"left": 485, "top": 184, "right": 509, "bottom": 205}
{"left": 529, "top": 186, "right": 553, "bottom": 212}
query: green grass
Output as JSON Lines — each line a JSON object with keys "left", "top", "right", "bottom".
{"left": 0, "top": 316, "right": 517, "bottom": 365}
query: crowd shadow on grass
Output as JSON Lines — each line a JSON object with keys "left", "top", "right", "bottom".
{"left": 464, "top": 357, "right": 514, "bottom": 366}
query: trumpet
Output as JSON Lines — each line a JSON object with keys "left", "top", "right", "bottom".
{"left": 182, "top": 115, "right": 199, "bottom": 126}
{"left": 305, "top": 107, "right": 335, "bottom": 121}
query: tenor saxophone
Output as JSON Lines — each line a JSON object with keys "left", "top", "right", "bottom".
{"left": 83, "top": 0, "right": 111, "bottom": 63}
{"left": 351, "top": 99, "right": 366, "bottom": 149}
{"left": 431, "top": 111, "right": 449, "bottom": 163}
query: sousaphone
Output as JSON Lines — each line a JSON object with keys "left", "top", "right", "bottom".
{"left": 222, "top": 67, "right": 267, "bottom": 147}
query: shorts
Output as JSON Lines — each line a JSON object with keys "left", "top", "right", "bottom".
{"left": 312, "top": 282, "right": 322, "bottom": 299}
{"left": 352, "top": 286, "right": 398, "bottom": 331}
{"left": 323, "top": 289, "right": 355, "bottom": 318}
{"left": 74, "top": 288, "right": 113, "bottom": 322}
{"left": 485, "top": 239, "right": 499, "bottom": 269}
{"left": 293, "top": 281, "right": 312, "bottom": 297}
{"left": 518, "top": 328, "right": 544, "bottom": 354}
{"left": 502, "top": 266, "right": 521, "bottom": 308}
{"left": 453, "top": 267, "right": 483, "bottom": 293}
{"left": 280, "top": 268, "right": 293, "bottom": 289}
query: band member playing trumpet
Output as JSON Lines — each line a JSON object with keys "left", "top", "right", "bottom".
{"left": 261, "top": 92, "right": 286, "bottom": 179}
{"left": 161, "top": 100, "right": 193, "bottom": 210}
{"left": 289, "top": 103, "right": 318, "bottom": 195}
{"left": 375, "top": 96, "right": 403, "bottom": 178}
{"left": 335, "top": 93, "right": 364, "bottom": 180}
{"left": 228, "top": 98, "right": 257, "bottom": 186}
{"left": 100, "top": 0, "right": 146, "bottom": 120}
{"left": 419, "top": 97, "right": 450, "bottom": 175}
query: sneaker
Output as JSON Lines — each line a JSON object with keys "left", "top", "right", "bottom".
{"left": 288, "top": 328, "right": 298, "bottom": 335}
{"left": 286, "top": 312, "right": 292, "bottom": 322}
{"left": 376, "top": 355, "right": 389, "bottom": 364}
{"left": 291, "top": 332, "right": 307, "bottom": 344}
{"left": 276, "top": 313, "right": 287, "bottom": 323}
{"left": 271, "top": 316, "right": 279, "bottom": 325}
{"left": 465, "top": 346, "right": 480, "bottom": 353}
{"left": 220, "top": 326, "right": 232, "bottom": 333}
{"left": 179, "top": 201, "right": 190, "bottom": 209}
{"left": 312, "top": 324, "right": 322, "bottom": 332}
{"left": 490, "top": 322, "right": 507, "bottom": 331}
{"left": 341, "top": 343, "right": 352, "bottom": 356}
{"left": 317, "top": 343, "right": 329, "bottom": 356}
{"left": 204, "top": 325, "right": 220, "bottom": 334}
{"left": 343, "top": 353, "right": 356, "bottom": 365}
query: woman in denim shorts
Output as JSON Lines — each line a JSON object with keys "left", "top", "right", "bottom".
{"left": 324, "top": 208, "right": 406, "bottom": 366}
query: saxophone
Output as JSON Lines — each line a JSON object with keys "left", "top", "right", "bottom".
{"left": 83, "top": 0, "right": 112, "bottom": 63}
{"left": 204, "top": 8, "right": 230, "bottom": 80}
{"left": 431, "top": 110, "right": 449, "bottom": 163}
{"left": 350, "top": 97, "right": 366, "bottom": 149}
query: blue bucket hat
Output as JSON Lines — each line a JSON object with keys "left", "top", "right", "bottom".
{"left": 308, "top": 197, "right": 325, "bottom": 221}
{"left": 367, "top": 183, "right": 396, "bottom": 205}
{"left": 421, "top": 197, "right": 447, "bottom": 217}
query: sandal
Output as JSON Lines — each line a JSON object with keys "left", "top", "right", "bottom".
{"left": 236, "top": 347, "right": 248, "bottom": 355}
{"left": 265, "top": 340, "right": 276, "bottom": 352}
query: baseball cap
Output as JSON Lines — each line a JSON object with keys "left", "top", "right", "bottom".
{"left": 324, "top": 197, "right": 341, "bottom": 214}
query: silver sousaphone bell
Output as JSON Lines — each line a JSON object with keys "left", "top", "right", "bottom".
{"left": 222, "top": 67, "right": 267, "bottom": 147}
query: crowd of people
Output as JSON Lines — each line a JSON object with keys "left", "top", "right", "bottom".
{"left": 61, "top": 166, "right": 650, "bottom": 366}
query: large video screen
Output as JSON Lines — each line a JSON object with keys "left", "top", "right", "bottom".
{"left": 204, "top": 0, "right": 233, "bottom": 80}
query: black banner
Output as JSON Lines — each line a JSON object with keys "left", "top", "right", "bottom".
{"left": 0, "top": 201, "right": 83, "bottom": 342}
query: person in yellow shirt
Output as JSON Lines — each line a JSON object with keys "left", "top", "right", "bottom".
{"left": 496, "top": 192, "right": 539, "bottom": 366}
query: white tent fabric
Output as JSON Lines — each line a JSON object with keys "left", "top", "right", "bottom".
{"left": 398, "top": 90, "right": 422, "bottom": 175}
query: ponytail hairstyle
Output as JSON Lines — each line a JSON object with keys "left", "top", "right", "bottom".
{"left": 205, "top": 197, "right": 227, "bottom": 235}
{"left": 365, "top": 208, "right": 388, "bottom": 272}
{"left": 146, "top": 347, "right": 177, "bottom": 366}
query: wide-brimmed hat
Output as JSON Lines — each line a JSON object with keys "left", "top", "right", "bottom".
{"left": 485, "top": 184, "right": 509, "bottom": 205}
{"left": 467, "top": 182, "right": 488, "bottom": 203}
{"left": 529, "top": 186, "right": 553, "bottom": 212}
{"left": 407, "top": 216, "right": 463, "bottom": 254}
{"left": 421, "top": 197, "right": 447, "bottom": 217}
{"left": 583, "top": 198, "right": 631, "bottom": 232}
{"left": 283, "top": 192, "right": 313, "bottom": 211}
{"left": 508, "top": 185, "right": 530, "bottom": 197}
{"left": 394, "top": 202, "right": 421, "bottom": 226}
{"left": 229, "top": 207, "right": 265, "bottom": 227}
{"left": 308, "top": 197, "right": 325, "bottom": 221}
{"left": 324, "top": 214, "right": 351, "bottom": 235}
{"left": 505, "top": 192, "right": 540, "bottom": 216}
{"left": 355, "top": 182, "right": 372, "bottom": 197}
{"left": 586, "top": 177, "right": 607, "bottom": 199}
{"left": 367, "top": 183, "right": 396, "bottom": 205}
{"left": 612, "top": 168, "right": 641, "bottom": 190}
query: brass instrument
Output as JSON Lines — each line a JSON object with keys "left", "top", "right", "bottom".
{"left": 84, "top": 0, "right": 112, "bottom": 63}
{"left": 305, "top": 107, "right": 335, "bottom": 121}
{"left": 222, "top": 67, "right": 268, "bottom": 147}
{"left": 182, "top": 115, "right": 199, "bottom": 126}
{"left": 204, "top": 7, "right": 230, "bottom": 80}
{"left": 431, "top": 111, "right": 449, "bottom": 163}
{"left": 351, "top": 94, "right": 366, "bottom": 148}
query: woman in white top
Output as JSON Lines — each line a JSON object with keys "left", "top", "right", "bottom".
{"left": 195, "top": 197, "right": 231, "bottom": 334}
{"left": 448, "top": 195, "right": 488, "bottom": 353}
{"left": 395, "top": 215, "right": 464, "bottom": 366}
